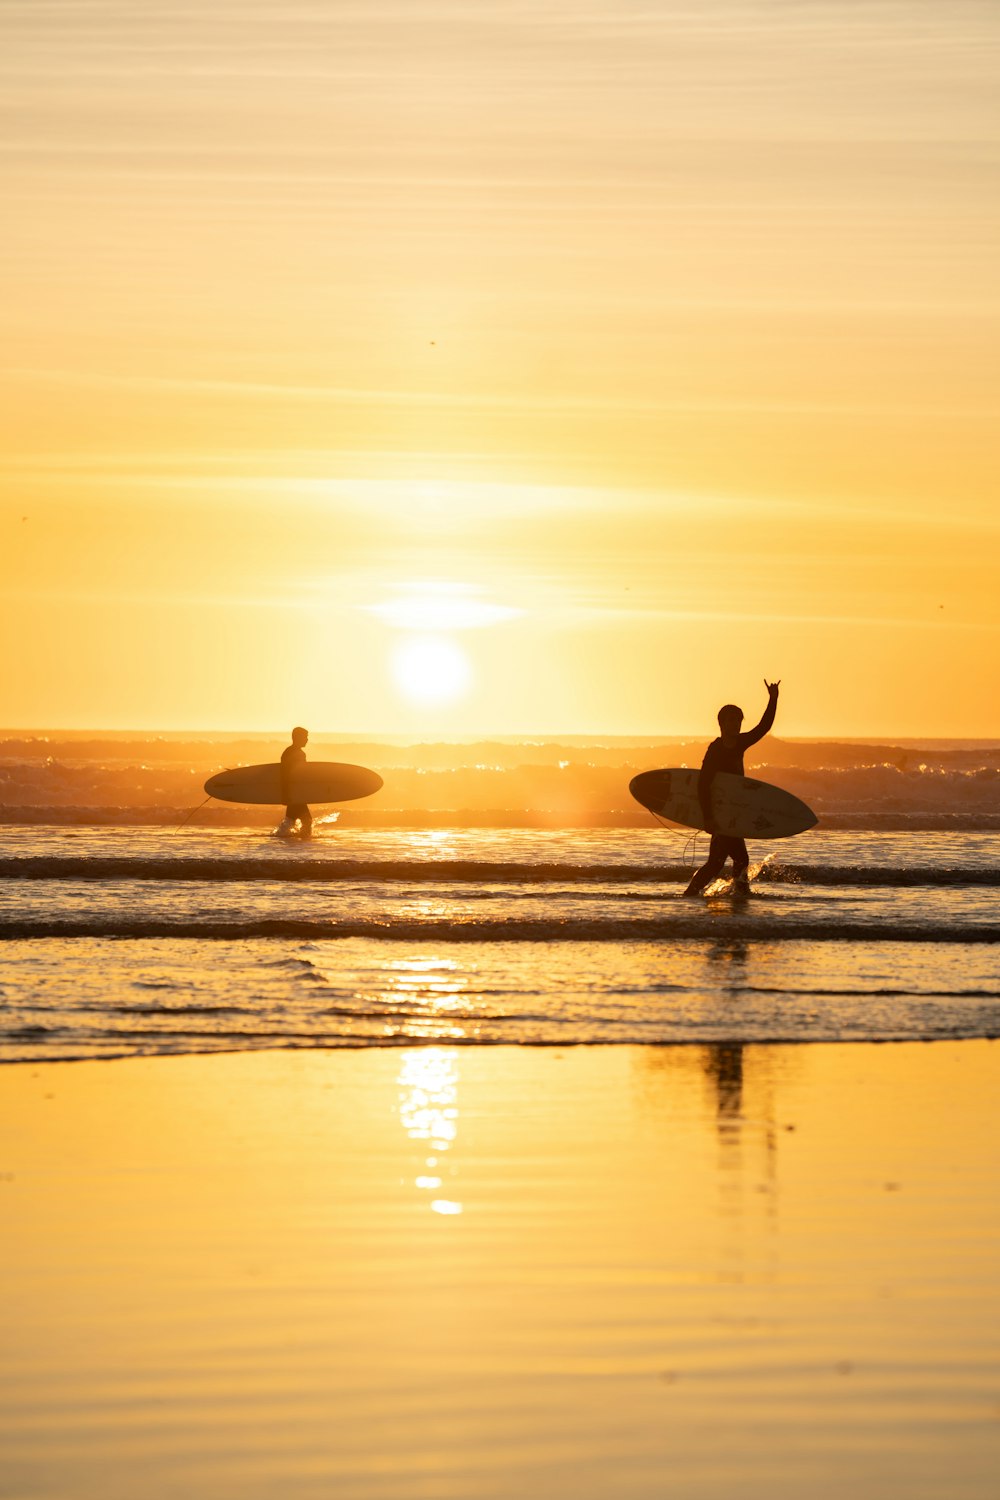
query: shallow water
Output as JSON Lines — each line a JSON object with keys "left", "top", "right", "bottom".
{"left": 1, "top": 828, "right": 997, "bottom": 1059}
{"left": 2, "top": 823, "right": 999, "bottom": 870}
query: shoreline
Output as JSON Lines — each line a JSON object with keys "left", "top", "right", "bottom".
{"left": 4, "top": 1032, "right": 1000, "bottom": 1067}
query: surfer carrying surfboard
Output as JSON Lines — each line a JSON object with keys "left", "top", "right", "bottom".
{"left": 683, "top": 681, "right": 780, "bottom": 897}
{"left": 280, "top": 726, "right": 313, "bottom": 839}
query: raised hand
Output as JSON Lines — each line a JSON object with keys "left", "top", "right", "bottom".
{"left": 765, "top": 678, "right": 781, "bottom": 694}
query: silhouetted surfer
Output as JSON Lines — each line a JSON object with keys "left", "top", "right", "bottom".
{"left": 683, "top": 680, "right": 780, "bottom": 897}
{"left": 280, "top": 726, "right": 312, "bottom": 839}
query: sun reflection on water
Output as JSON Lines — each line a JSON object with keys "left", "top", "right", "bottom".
{"left": 364, "top": 954, "right": 476, "bottom": 1041}
{"left": 397, "top": 1047, "right": 462, "bottom": 1216}
{"left": 402, "top": 829, "right": 461, "bottom": 859}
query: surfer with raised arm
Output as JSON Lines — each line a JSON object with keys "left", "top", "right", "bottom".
{"left": 280, "top": 726, "right": 312, "bottom": 840}
{"left": 683, "top": 680, "right": 780, "bottom": 897}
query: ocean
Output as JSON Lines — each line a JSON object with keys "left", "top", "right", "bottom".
{"left": 1, "top": 734, "right": 997, "bottom": 1062}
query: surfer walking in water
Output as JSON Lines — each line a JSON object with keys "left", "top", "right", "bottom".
{"left": 280, "top": 726, "right": 312, "bottom": 839}
{"left": 683, "top": 681, "right": 780, "bottom": 898}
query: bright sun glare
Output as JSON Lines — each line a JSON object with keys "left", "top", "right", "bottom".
{"left": 376, "top": 582, "right": 516, "bottom": 710}
{"left": 392, "top": 634, "right": 471, "bottom": 706}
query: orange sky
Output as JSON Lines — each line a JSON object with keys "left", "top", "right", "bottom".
{"left": 2, "top": 2, "right": 998, "bottom": 735}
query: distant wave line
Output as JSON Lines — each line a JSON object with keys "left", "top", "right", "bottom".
{"left": 1, "top": 918, "right": 997, "bottom": 943}
{"left": 0, "top": 858, "right": 997, "bottom": 887}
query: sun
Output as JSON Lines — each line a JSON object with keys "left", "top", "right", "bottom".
{"left": 391, "top": 634, "right": 471, "bottom": 706}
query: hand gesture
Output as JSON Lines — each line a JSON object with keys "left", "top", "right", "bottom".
{"left": 765, "top": 678, "right": 780, "bottom": 695}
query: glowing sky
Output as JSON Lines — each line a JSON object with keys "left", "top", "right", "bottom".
{"left": 2, "top": 1, "right": 998, "bottom": 734}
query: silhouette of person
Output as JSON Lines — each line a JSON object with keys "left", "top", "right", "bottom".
{"left": 683, "top": 680, "right": 780, "bottom": 898}
{"left": 280, "top": 726, "right": 312, "bottom": 839}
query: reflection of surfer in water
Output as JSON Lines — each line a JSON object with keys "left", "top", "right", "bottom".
{"left": 683, "top": 681, "right": 780, "bottom": 898}
{"left": 280, "top": 726, "right": 312, "bottom": 839}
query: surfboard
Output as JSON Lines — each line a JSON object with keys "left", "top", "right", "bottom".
{"left": 204, "top": 762, "right": 383, "bottom": 807}
{"left": 629, "top": 768, "right": 816, "bottom": 839}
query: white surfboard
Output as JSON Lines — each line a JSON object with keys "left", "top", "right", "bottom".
{"left": 629, "top": 767, "right": 816, "bottom": 839}
{"left": 204, "top": 761, "right": 383, "bottom": 807}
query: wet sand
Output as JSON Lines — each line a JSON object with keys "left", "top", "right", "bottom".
{"left": 3, "top": 1041, "right": 999, "bottom": 1498}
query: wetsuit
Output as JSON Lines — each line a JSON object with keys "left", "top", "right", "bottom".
{"left": 280, "top": 743, "right": 312, "bottom": 833}
{"left": 683, "top": 691, "right": 778, "bottom": 896}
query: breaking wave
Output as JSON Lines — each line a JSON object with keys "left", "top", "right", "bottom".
{"left": 0, "top": 856, "right": 997, "bottom": 886}
{"left": 1, "top": 734, "right": 999, "bottom": 827}
{"left": 2, "top": 916, "right": 998, "bottom": 942}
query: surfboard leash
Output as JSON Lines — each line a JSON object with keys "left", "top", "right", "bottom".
{"left": 648, "top": 810, "right": 702, "bottom": 869}
{"left": 173, "top": 796, "right": 212, "bottom": 834}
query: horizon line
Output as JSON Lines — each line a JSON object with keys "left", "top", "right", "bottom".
{"left": 2, "top": 727, "right": 999, "bottom": 746}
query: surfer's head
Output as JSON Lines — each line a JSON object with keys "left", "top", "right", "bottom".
{"left": 291, "top": 726, "right": 309, "bottom": 747}
{"left": 717, "top": 704, "right": 743, "bottom": 736}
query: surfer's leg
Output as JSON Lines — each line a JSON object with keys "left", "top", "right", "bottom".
{"left": 729, "top": 839, "right": 751, "bottom": 893}
{"left": 285, "top": 801, "right": 312, "bottom": 837}
{"left": 683, "top": 835, "right": 728, "bottom": 896}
